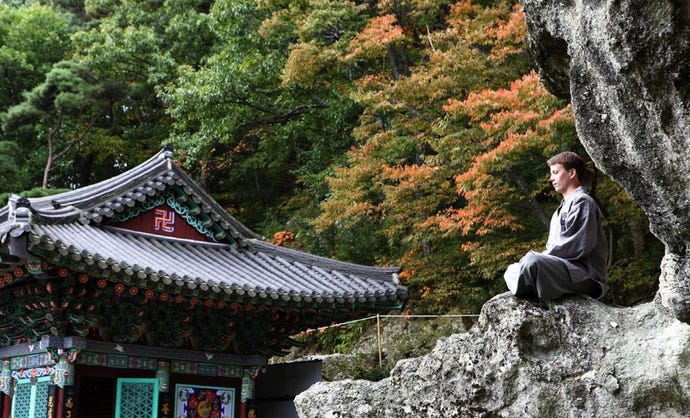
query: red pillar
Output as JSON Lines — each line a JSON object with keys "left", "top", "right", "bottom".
{"left": 1, "top": 393, "right": 10, "bottom": 418}
{"left": 55, "top": 387, "right": 64, "bottom": 418}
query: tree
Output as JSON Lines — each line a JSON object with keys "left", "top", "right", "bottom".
{"left": 430, "top": 73, "right": 577, "bottom": 279}
{"left": 32, "top": 0, "right": 216, "bottom": 188}
{"left": 0, "top": 0, "right": 661, "bottom": 311}
{"left": 0, "top": 3, "right": 74, "bottom": 112}
{"left": 313, "top": 0, "right": 531, "bottom": 312}
{"left": 2, "top": 61, "right": 117, "bottom": 188}
{"left": 163, "top": 0, "right": 365, "bottom": 226}
{"left": 0, "top": 141, "right": 28, "bottom": 192}
{"left": 310, "top": 0, "right": 661, "bottom": 312}
{"left": 0, "top": 0, "right": 173, "bottom": 192}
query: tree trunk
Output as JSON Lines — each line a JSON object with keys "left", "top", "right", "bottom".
{"left": 42, "top": 116, "right": 63, "bottom": 189}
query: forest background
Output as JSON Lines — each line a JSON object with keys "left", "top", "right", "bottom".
{"left": 0, "top": 0, "right": 662, "bottom": 317}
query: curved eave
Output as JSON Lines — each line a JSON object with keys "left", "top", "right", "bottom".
{"left": 19, "top": 151, "right": 173, "bottom": 221}
{"left": 27, "top": 224, "right": 408, "bottom": 307}
{"left": 0, "top": 149, "right": 260, "bottom": 244}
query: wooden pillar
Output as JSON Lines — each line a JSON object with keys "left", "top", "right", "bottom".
{"left": 1, "top": 393, "right": 9, "bottom": 418}
{"left": 52, "top": 349, "right": 78, "bottom": 418}
{"left": 46, "top": 385, "right": 57, "bottom": 418}
{"left": 55, "top": 387, "right": 64, "bottom": 418}
{"left": 54, "top": 386, "right": 75, "bottom": 418}
{"left": 157, "top": 361, "right": 171, "bottom": 418}
{"left": 158, "top": 392, "right": 172, "bottom": 418}
{"left": 240, "top": 367, "right": 259, "bottom": 418}
{"left": 0, "top": 359, "right": 11, "bottom": 418}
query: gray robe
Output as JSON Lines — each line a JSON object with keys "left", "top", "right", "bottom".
{"left": 505, "top": 186, "right": 608, "bottom": 300}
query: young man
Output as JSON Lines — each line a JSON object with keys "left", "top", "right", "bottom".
{"left": 504, "top": 151, "right": 608, "bottom": 300}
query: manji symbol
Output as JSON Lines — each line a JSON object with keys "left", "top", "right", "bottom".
{"left": 154, "top": 208, "right": 175, "bottom": 233}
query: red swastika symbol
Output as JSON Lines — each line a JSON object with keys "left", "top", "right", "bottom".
{"left": 154, "top": 208, "right": 175, "bottom": 233}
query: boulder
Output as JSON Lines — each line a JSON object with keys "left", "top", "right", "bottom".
{"left": 295, "top": 294, "right": 690, "bottom": 417}
{"left": 521, "top": 0, "right": 690, "bottom": 321}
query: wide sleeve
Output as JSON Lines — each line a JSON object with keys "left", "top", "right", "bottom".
{"left": 544, "top": 196, "right": 600, "bottom": 261}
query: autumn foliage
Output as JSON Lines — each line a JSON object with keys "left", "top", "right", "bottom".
{"left": 0, "top": 0, "right": 661, "bottom": 314}
{"left": 309, "top": 1, "right": 659, "bottom": 312}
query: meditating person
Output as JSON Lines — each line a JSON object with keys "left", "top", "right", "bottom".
{"left": 504, "top": 151, "right": 608, "bottom": 300}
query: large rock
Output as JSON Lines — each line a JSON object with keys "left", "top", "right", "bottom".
{"left": 521, "top": 0, "right": 690, "bottom": 321}
{"left": 295, "top": 294, "right": 690, "bottom": 417}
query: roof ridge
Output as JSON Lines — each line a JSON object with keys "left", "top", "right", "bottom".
{"left": 100, "top": 225, "right": 233, "bottom": 248}
{"left": 0, "top": 147, "right": 261, "bottom": 242}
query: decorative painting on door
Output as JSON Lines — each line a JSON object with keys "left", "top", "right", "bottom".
{"left": 175, "top": 384, "right": 235, "bottom": 418}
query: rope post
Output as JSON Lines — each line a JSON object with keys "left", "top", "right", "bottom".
{"left": 377, "top": 314, "right": 383, "bottom": 367}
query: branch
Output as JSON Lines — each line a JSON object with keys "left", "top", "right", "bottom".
{"left": 426, "top": 25, "right": 436, "bottom": 52}
{"left": 53, "top": 108, "right": 107, "bottom": 162}
{"left": 43, "top": 107, "right": 108, "bottom": 188}
{"left": 237, "top": 101, "right": 327, "bottom": 130}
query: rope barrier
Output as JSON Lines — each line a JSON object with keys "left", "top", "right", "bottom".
{"left": 380, "top": 314, "right": 480, "bottom": 318}
{"left": 298, "top": 313, "right": 480, "bottom": 335}
{"left": 298, "top": 313, "right": 480, "bottom": 367}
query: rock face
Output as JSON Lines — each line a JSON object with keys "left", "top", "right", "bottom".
{"left": 295, "top": 294, "right": 690, "bottom": 417}
{"left": 521, "top": 0, "right": 690, "bottom": 321}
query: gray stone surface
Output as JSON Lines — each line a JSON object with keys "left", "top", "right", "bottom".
{"left": 521, "top": 0, "right": 690, "bottom": 321}
{"left": 295, "top": 294, "right": 690, "bottom": 417}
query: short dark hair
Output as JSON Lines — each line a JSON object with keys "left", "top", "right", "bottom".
{"left": 547, "top": 151, "right": 586, "bottom": 182}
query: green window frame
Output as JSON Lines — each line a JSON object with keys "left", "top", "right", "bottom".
{"left": 10, "top": 376, "right": 51, "bottom": 418}
{"left": 114, "top": 378, "right": 159, "bottom": 418}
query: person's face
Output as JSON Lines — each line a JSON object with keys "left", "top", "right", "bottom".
{"left": 549, "top": 163, "right": 577, "bottom": 195}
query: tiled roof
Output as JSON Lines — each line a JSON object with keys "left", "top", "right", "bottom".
{"left": 28, "top": 223, "right": 404, "bottom": 305}
{"left": 1, "top": 147, "right": 407, "bottom": 308}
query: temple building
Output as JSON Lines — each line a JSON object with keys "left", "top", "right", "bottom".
{"left": 0, "top": 146, "right": 407, "bottom": 418}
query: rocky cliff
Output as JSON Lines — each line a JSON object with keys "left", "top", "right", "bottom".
{"left": 521, "top": 0, "right": 690, "bottom": 321}
{"left": 295, "top": 294, "right": 690, "bottom": 417}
